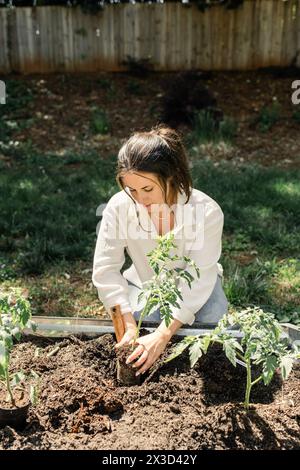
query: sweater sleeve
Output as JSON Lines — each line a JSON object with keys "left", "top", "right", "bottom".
{"left": 92, "top": 201, "right": 131, "bottom": 315}
{"left": 170, "top": 202, "right": 224, "bottom": 326}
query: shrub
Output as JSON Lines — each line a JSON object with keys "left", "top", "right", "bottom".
{"left": 90, "top": 108, "right": 110, "bottom": 135}
{"left": 257, "top": 102, "right": 281, "bottom": 132}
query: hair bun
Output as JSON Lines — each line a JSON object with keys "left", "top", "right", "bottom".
{"left": 151, "top": 125, "right": 175, "bottom": 144}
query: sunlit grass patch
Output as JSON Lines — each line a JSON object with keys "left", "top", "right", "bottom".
{"left": 269, "top": 258, "right": 300, "bottom": 324}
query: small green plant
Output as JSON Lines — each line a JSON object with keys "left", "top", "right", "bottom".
{"left": 0, "top": 80, "right": 34, "bottom": 146}
{"left": 165, "top": 306, "right": 300, "bottom": 410}
{"left": 223, "top": 257, "right": 278, "bottom": 307}
{"left": 191, "top": 110, "right": 237, "bottom": 145}
{"left": 192, "top": 109, "right": 217, "bottom": 143}
{"left": 126, "top": 80, "right": 143, "bottom": 96}
{"left": 0, "top": 79, "right": 33, "bottom": 116}
{"left": 90, "top": 108, "right": 110, "bottom": 135}
{"left": 0, "top": 121, "right": 11, "bottom": 144}
{"left": 95, "top": 79, "right": 116, "bottom": 101}
{"left": 292, "top": 107, "right": 300, "bottom": 124}
{"left": 133, "top": 232, "right": 200, "bottom": 345}
{"left": 0, "top": 292, "right": 38, "bottom": 407}
{"left": 0, "top": 259, "right": 16, "bottom": 281}
{"left": 218, "top": 116, "right": 237, "bottom": 142}
{"left": 257, "top": 101, "right": 281, "bottom": 132}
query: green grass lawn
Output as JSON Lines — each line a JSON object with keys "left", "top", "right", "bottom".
{"left": 0, "top": 144, "right": 299, "bottom": 324}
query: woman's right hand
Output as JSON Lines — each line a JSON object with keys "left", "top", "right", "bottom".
{"left": 114, "top": 325, "right": 138, "bottom": 349}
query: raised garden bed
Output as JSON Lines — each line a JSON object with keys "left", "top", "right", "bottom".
{"left": 0, "top": 329, "right": 299, "bottom": 450}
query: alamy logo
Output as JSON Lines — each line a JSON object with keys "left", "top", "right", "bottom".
{"left": 0, "top": 80, "right": 6, "bottom": 104}
{"left": 291, "top": 80, "right": 300, "bottom": 105}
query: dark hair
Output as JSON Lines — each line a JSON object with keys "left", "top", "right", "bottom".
{"left": 116, "top": 124, "right": 192, "bottom": 206}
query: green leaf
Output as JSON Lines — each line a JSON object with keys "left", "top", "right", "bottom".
{"left": 0, "top": 345, "right": 7, "bottom": 380}
{"left": 223, "top": 340, "right": 237, "bottom": 367}
{"left": 0, "top": 341, "right": 8, "bottom": 370}
{"left": 201, "top": 334, "right": 212, "bottom": 353}
{"left": 26, "top": 320, "right": 37, "bottom": 332}
{"left": 163, "top": 314, "right": 173, "bottom": 328}
{"left": 262, "top": 355, "right": 278, "bottom": 385}
{"left": 30, "top": 384, "right": 38, "bottom": 406}
{"left": 4, "top": 334, "right": 13, "bottom": 351}
{"left": 10, "top": 371, "right": 26, "bottom": 387}
{"left": 0, "top": 363, "right": 6, "bottom": 381}
{"left": 189, "top": 338, "right": 203, "bottom": 368}
{"left": 29, "top": 370, "right": 39, "bottom": 381}
{"left": 11, "top": 327, "right": 21, "bottom": 341}
{"left": 279, "top": 355, "right": 294, "bottom": 380}
{"left": 153, "top": 265, "right": 159, "bottom": 275}
{"left": 164, "top": 337, "right": 194, "bottom": 364}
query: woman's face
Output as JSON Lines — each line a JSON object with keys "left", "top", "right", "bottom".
{"left": 121, "top": 172, "right": 173, "bottom": 212}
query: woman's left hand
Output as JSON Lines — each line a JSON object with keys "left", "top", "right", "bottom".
{"left": 126, "top": 330, "right": 170, "bottom": 376}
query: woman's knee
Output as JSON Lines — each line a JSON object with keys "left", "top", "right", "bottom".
{"left": 194, "top": 275, "right": 229, "bottom": 324}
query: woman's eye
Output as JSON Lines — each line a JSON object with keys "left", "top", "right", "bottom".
{"left": 128, "top": 188, "right": 152, "bottom": 193}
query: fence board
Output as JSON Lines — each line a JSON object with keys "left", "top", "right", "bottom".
{"left": 0, "top": 1, "right": 299, "bottom": 74}
{"left": 0, "top": 9, "right": 9, "bottom": 72}
{"left": 296, "top": 0, "right": 300, "bottom": 67}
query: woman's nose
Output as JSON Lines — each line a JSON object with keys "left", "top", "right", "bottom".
{"left": 140, "top": 197, "right": 150, "bottom": 206}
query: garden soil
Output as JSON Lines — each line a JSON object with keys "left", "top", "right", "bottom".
{"left": 0, "top": 332, "right": 299, "bottom": 450}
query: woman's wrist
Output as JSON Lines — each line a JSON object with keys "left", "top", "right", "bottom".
{"left": 156, "top": 318, "right": 183, "bottom": 342}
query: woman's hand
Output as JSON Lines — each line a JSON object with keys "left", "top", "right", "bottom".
{"left": 125, "top": 330, "right": 170, "bottom": 376}
{"left": 114, "top": 312, "right": 138, "bottom": 349}
{"left": 114, "top": 324, "right": 138, "bottom": 349}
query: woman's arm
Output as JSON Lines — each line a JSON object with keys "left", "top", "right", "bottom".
{"left": 156, "top": 318, "right": 183, "bottom": 341}
{"left": 92, "top": 200, "right": 132, "bottom": 315}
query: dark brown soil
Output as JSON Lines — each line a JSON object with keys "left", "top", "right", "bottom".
{"left": 0, "top": 332, "right": 299, "bottom": 450}
{"left": 3, "top": 70, "right": 300, "bottom": 170}
{"left": 115, "top": 344, "right": 141, "bottom": 386}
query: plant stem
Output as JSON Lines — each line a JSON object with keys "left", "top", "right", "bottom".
{"left": 5, "top": 367, "right": 15, "bottom": 407}
{"left": 133, "top": 265, "right": 165, "bottom": 347}
{"left": 251, "top": 375, "right": 263, "bottom": 388}
{"left": 133, "top": 291, "right": 152, "bottom": 347}
{"left": 244, "top": 358, "right": 252, "bottom": 410}
{"left": 236, "top": 351, "right": 246, "bottom": 362}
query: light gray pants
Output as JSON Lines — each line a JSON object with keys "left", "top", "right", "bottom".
{"left": 128, "top": 274, "right": 229, "bottom": 326}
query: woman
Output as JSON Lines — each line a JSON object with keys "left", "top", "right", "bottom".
{"left": 92, "top": 125, "right": 228, "bottom": 377}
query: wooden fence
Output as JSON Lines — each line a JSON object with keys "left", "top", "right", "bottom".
{"left": 0, "top": 0, "right": 299, "bottom": 74}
